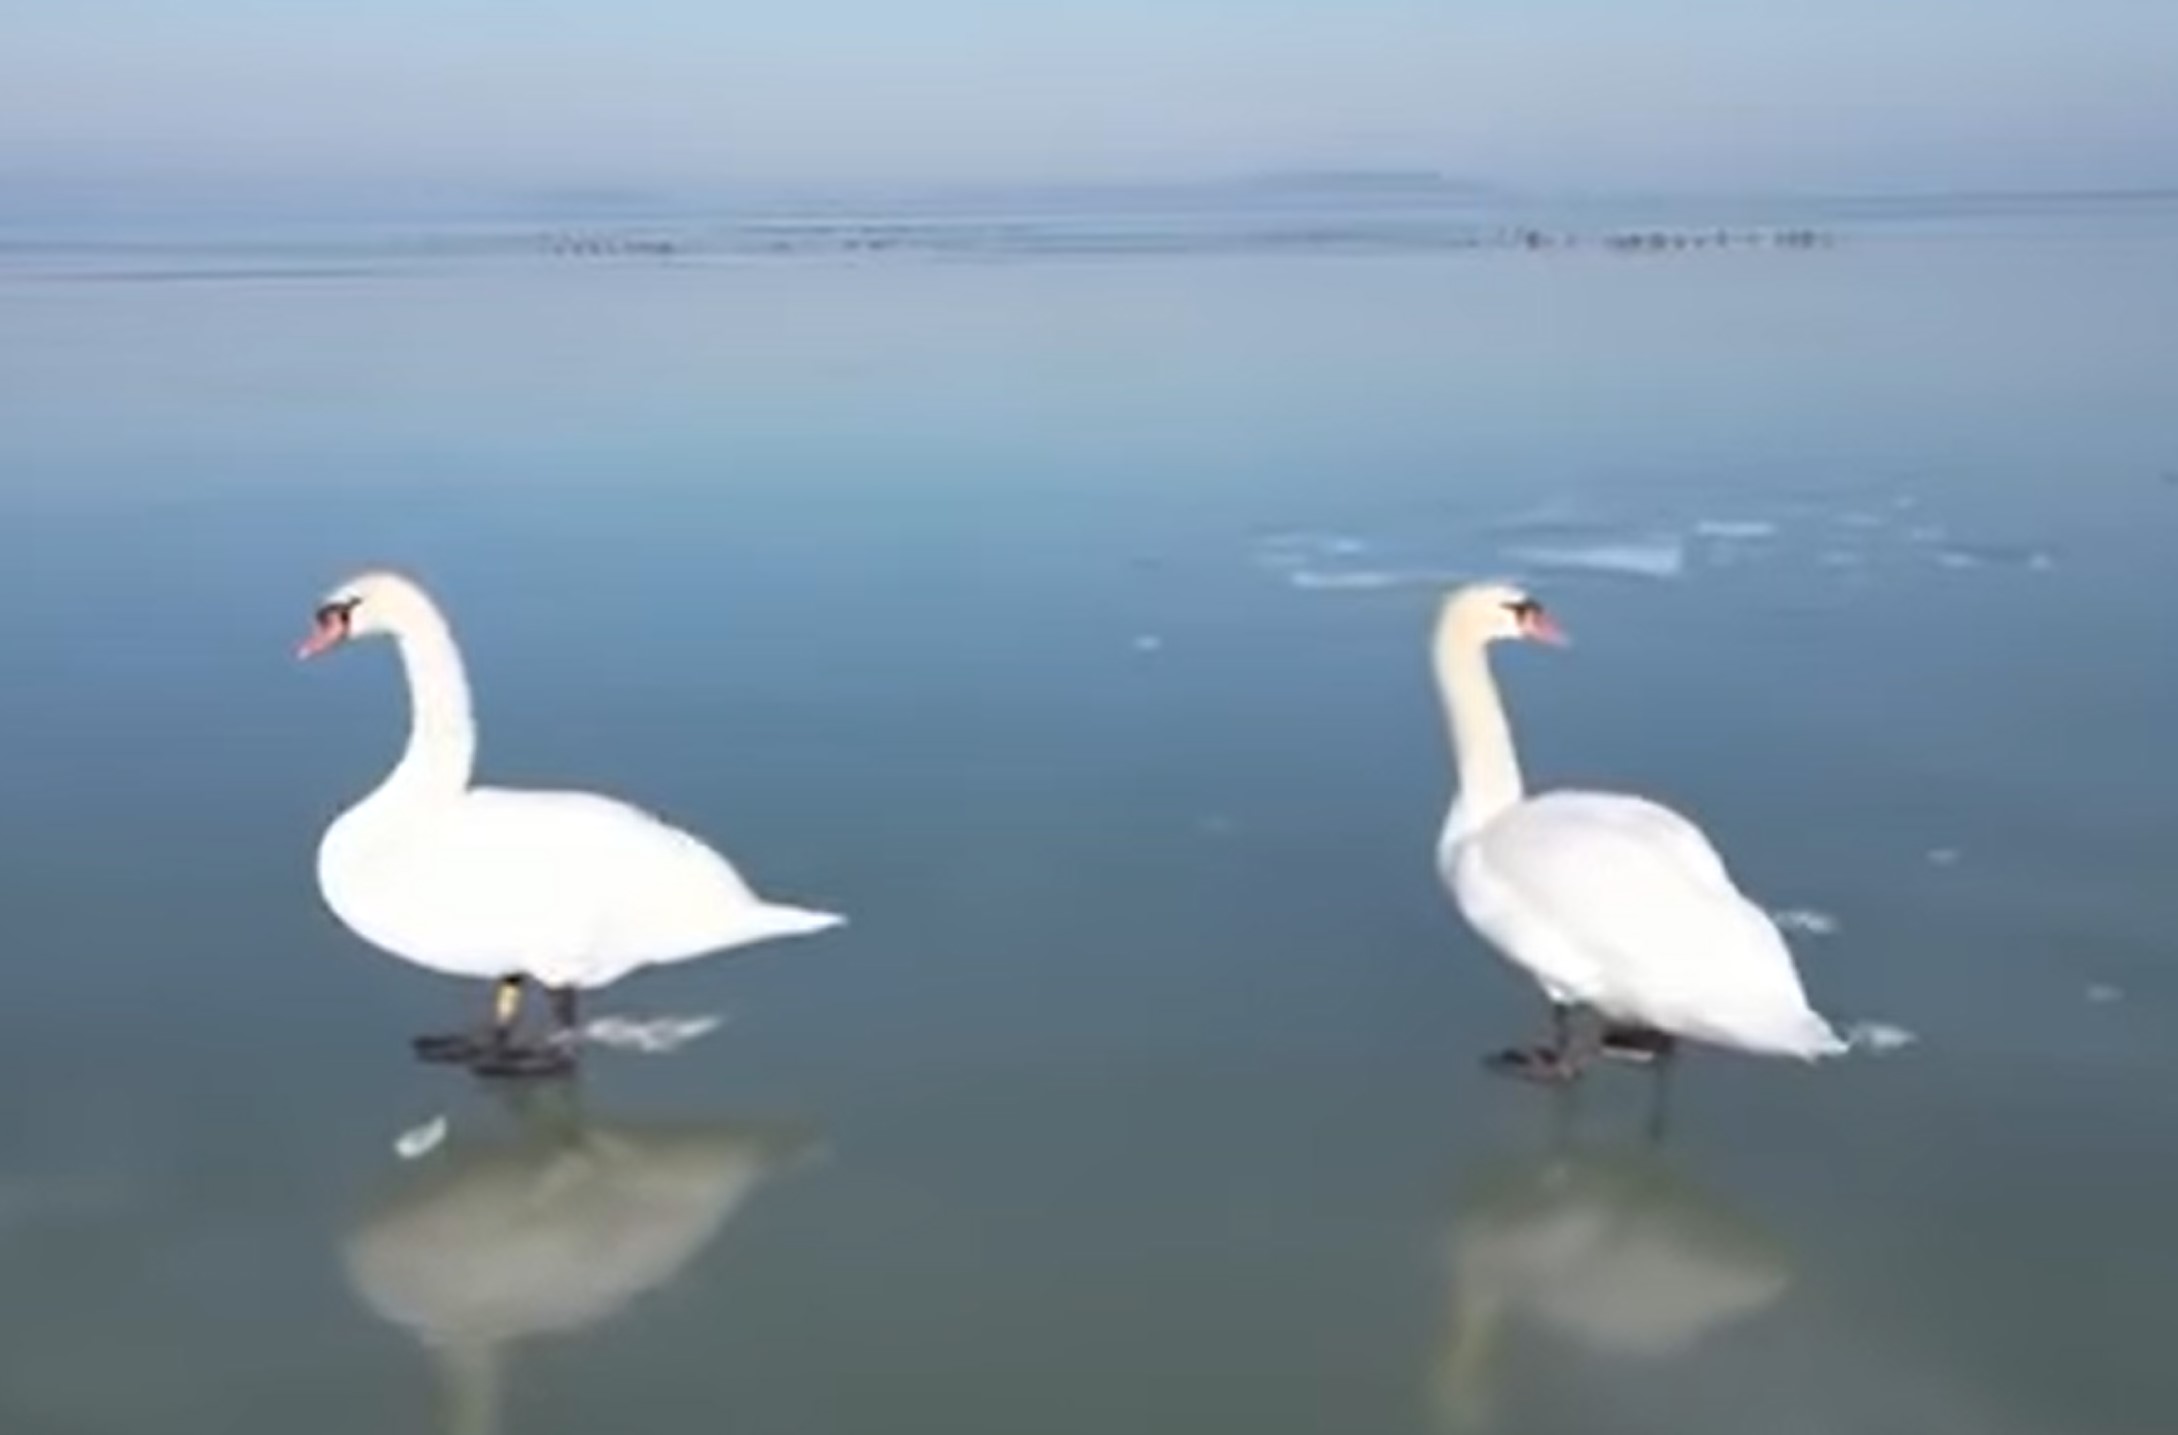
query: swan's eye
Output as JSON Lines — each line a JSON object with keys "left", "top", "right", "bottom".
{"left": 316, "top": 598, "right": 359, "bottom": 628}
{"left": 1504, "top": 598, "right": 1540, "bottom": 619}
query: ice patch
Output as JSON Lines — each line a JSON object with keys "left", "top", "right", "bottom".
{"left": 581, "top": 1014, "right": 725, "bottom": 1054}
{"left": 1253, "top": 532, "right": 1371, "bottom": 569}
{"left": 1286, "top": 567, "right": 1453, "bottom": 592}
{"left": 1930, "top": 542, "right": 2056, "bottom": 573}
{"left": 1772, "top": 907, "right": 1840, "bottom": 937}
{"left": 1503, "top": 539, "right": 1686, "bottom": 581}
{"left": 1131, "top": 633, "right": 1164, "bottom": 654}
{"left": 1693, "top": 518, "right": 1778, "bottom": 540}
{"left": 1925, "top": 847, "right": 1962, "bottom": 867}
{"left": 2086, "top": 983, "right": 2124, "bottom": 1005}
{"left": 1844, "top": 1022, "right": 1917, "bottom": 1054}
{"left": 394, "top": 1115, "right": 448, "bottom": 1162}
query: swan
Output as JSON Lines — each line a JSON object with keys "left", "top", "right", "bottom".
{"left": 1431, "top": 582, "right": 1844, "bottom": 1080}
{"left": 345, "top": 1085, "right": 812, "bottom": 1435}
{"left": 302, "top": 570, "right": 843, "bottom": 1076}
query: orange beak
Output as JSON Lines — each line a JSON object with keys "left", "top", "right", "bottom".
{"left": 297, "top": 609, "right": 347, "bottom": 659}
{"left": 1520, "top": 607, "right": 1568, "bottom": 645}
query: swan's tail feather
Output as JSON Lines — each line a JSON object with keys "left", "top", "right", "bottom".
{"left": 741, "top": 902, "right": 846, "bottom": 942}
{"left": 1786, "top": 1013, "right": 1916, "bottom": 1060}
{"left": 1723, "top": 1009, "right": 1850, "bottom": 1060}
{"left": 1793, "top": 1012, "right": 1850, "bottom": 1060}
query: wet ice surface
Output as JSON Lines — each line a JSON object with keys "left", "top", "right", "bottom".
{"left": 1258, "top": 489, "right": 2068, "bottom": 601}
{"left": 2, "top": 207, "right": 2177, "bottom": 1433}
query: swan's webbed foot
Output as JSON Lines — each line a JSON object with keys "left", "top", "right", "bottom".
{"left": 410, "top": 978, "right": 584, "bottom": 1078}
{"left": 415, "top": 976, "right": 544, "bottom": 1069}
{"left": 1482, "top": 1044, "right": 1583, "bottom": 1084}
{"left": 411, "top": 1030, "right": 495, "bottom": 1065}
{"left": 1599, "top": 1024, "right": 1677, "bottom": 1066}
{"left": 469, "top": 1038, "right": 579, "bottom": 1080}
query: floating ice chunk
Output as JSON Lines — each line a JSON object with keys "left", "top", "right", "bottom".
{"left": 1287, "top": 567, "right": 1437, "bottom": 591}
{"left": 2086, "top": 983, "right": 2124, "bottom": 1005}
{"left": 1131, "top": 634, "right": 1164, "bottom": 654}
{"left": 1254, "top": 532, "right": 1370, "bottom": 569}
{"left": 394, "top": 1115, "right": 448, "bottom": 1162}
{"left": 582, "top": 1014, "right": 724, "bottom": 1054}
{"left": 1504, "top": 539, "right": 1686, "bottom": 581}
{"left": 1925, "top": 847, "right": 1962, "bottom": 867}
{"left": 1844, "top": 1022, "right": 1917, "bottom": 1053}
{"left": 1931, "top": 542, "right": 2056, "bottom": 573}
{"left": 1694, "top": 518, "right": 1778, "bottom": 540}
{"left": 1772, "top": 907, "right": 1840, "bottom": 936}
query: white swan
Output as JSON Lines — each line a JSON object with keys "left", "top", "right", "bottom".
{"left": 302, "top": 571, "right": 843, "bottom": 1074}
{"left": 1431, "top": 582, "right": 1843, "bottom": 1077}
{"left": 345, "top": 1089, "right": 811, "bottom": 1435}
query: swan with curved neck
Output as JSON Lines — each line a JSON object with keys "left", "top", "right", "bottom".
{"left": 1431, "top": 581, "right": 1843, "bottom": 1081}
{"left": 303, "top": 570, "right": 843, "bottom": 1076}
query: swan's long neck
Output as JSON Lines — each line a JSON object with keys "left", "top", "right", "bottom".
{"left": 1436, "top": 636, "right": 1525, "bottom": 848}
{"left": 378, "top": 601, "right": 475, "bottom": 807}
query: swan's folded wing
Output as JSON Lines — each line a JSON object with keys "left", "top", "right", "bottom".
{"left": 370, "top": 790, "right": 762, "bottom": 970}
{"left": 1475, "top": 794, "right": 1830, "bottom": 1047}
{"left": 1528, "top": 792, "right": 1736, "bottom": 895}
{"left": 462, "top": 788, "right": 761, "bottom": 901}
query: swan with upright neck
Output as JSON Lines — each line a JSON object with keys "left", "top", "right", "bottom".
{"left": 303, "top": 571, "right": 843, "bottom": 1075}
{"left": 1431, "top": 582, "right": 1843, "bottom": 1080}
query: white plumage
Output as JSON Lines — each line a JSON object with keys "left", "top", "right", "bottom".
{"left": 1431, "top": 583, "right": 1843, "bottom": 1061}
{"left": 305, "top": 571, "right": 842, "bottom": 1003}
{"left": 321, "top": 786, "right": 839, "bottom": 991}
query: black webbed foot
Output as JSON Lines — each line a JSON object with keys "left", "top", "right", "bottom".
{"left": 1482, "top": 1044, "right": 1582, "bottom": 1084}
{"left": 412, "top": 1031, "right": 495, "bottom": 1065}
{"left": 469, "top": 1039, "right": 580, "bottom": 1080}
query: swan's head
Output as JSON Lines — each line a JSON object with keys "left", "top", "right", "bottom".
{"left": 1438, "top": 581, "right": 1567, "bottom": 650}
{"left": 298, "top": 570, "right": 435, "bottom": 658}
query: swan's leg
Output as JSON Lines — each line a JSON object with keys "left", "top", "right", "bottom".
{"left": 412, "top": 975, "right": 523, "bottom": 1064}
{"left": 1483, "top": 1000, "right": 1585, "bottom": 1083}
{"left": 468, "top": 980, "right": 581, "bottom": 1078}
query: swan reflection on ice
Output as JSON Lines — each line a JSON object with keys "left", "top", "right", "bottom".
{"left": 342, "top": 1083, "right": 817, "bottom": 1435}
{"left": 1432, "top": 1131, "right": 1792, "bottom": 1430}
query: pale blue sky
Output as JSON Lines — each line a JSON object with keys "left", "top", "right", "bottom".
{"left": 3, "top": 0, "right": 2175, "bottom": 196}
